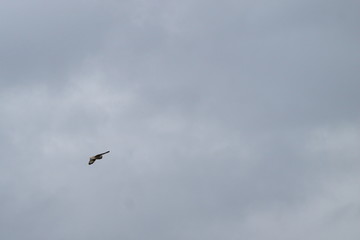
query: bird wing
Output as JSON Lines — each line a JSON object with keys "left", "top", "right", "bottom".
{"left": 95, "top": 151, "right": 110, "bottom": 157}
{"left": 89, "top": 159, "right": 96, "bottom": 165}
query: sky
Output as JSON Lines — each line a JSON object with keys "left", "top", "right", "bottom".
{"left": 0, "top": 0, "right": 360, "bottom": 239}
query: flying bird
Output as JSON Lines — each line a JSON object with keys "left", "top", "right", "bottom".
{"left": 89, "top": 151, "right": 110, "bottom": 165}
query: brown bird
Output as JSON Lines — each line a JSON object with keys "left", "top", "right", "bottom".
{"left": 89, "top": 151, "right": 110, "bottom": 165}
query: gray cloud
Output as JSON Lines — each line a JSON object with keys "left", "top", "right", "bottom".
{"left": 1, "top": 0, "right": 360, "bottom": 239}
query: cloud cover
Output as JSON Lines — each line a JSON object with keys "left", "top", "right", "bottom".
{"left": 1, "top": 0, "right": 360, "bottom": 239}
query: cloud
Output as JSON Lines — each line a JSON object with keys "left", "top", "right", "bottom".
{"left": 0, "top": 0, "right": 359, "bottom": 239}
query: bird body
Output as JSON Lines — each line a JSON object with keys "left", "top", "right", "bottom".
{"left": 89, "top": 151, "right": 110, "bottom": 165}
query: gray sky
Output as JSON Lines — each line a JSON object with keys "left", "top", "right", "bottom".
{"left": 1, "top": 0, "right": 360, "bottom": 239}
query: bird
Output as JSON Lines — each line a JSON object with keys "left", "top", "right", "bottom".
{"left": 89, "top": 151, "right": 110, "bottom": 165}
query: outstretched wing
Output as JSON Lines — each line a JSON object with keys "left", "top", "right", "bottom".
{"left": 89, "top": 159, "right": 96, "bottom": 165}
{"left": 95, "top": 151, "right": 110, "bottom": 157}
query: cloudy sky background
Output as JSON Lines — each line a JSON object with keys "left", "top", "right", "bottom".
{"left": 1, "top": 0, "right": 360, "bottom": 239}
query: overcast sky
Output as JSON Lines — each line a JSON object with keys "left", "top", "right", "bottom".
{"left": 1, "top": 0, "right": 360, "bottom": 239}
